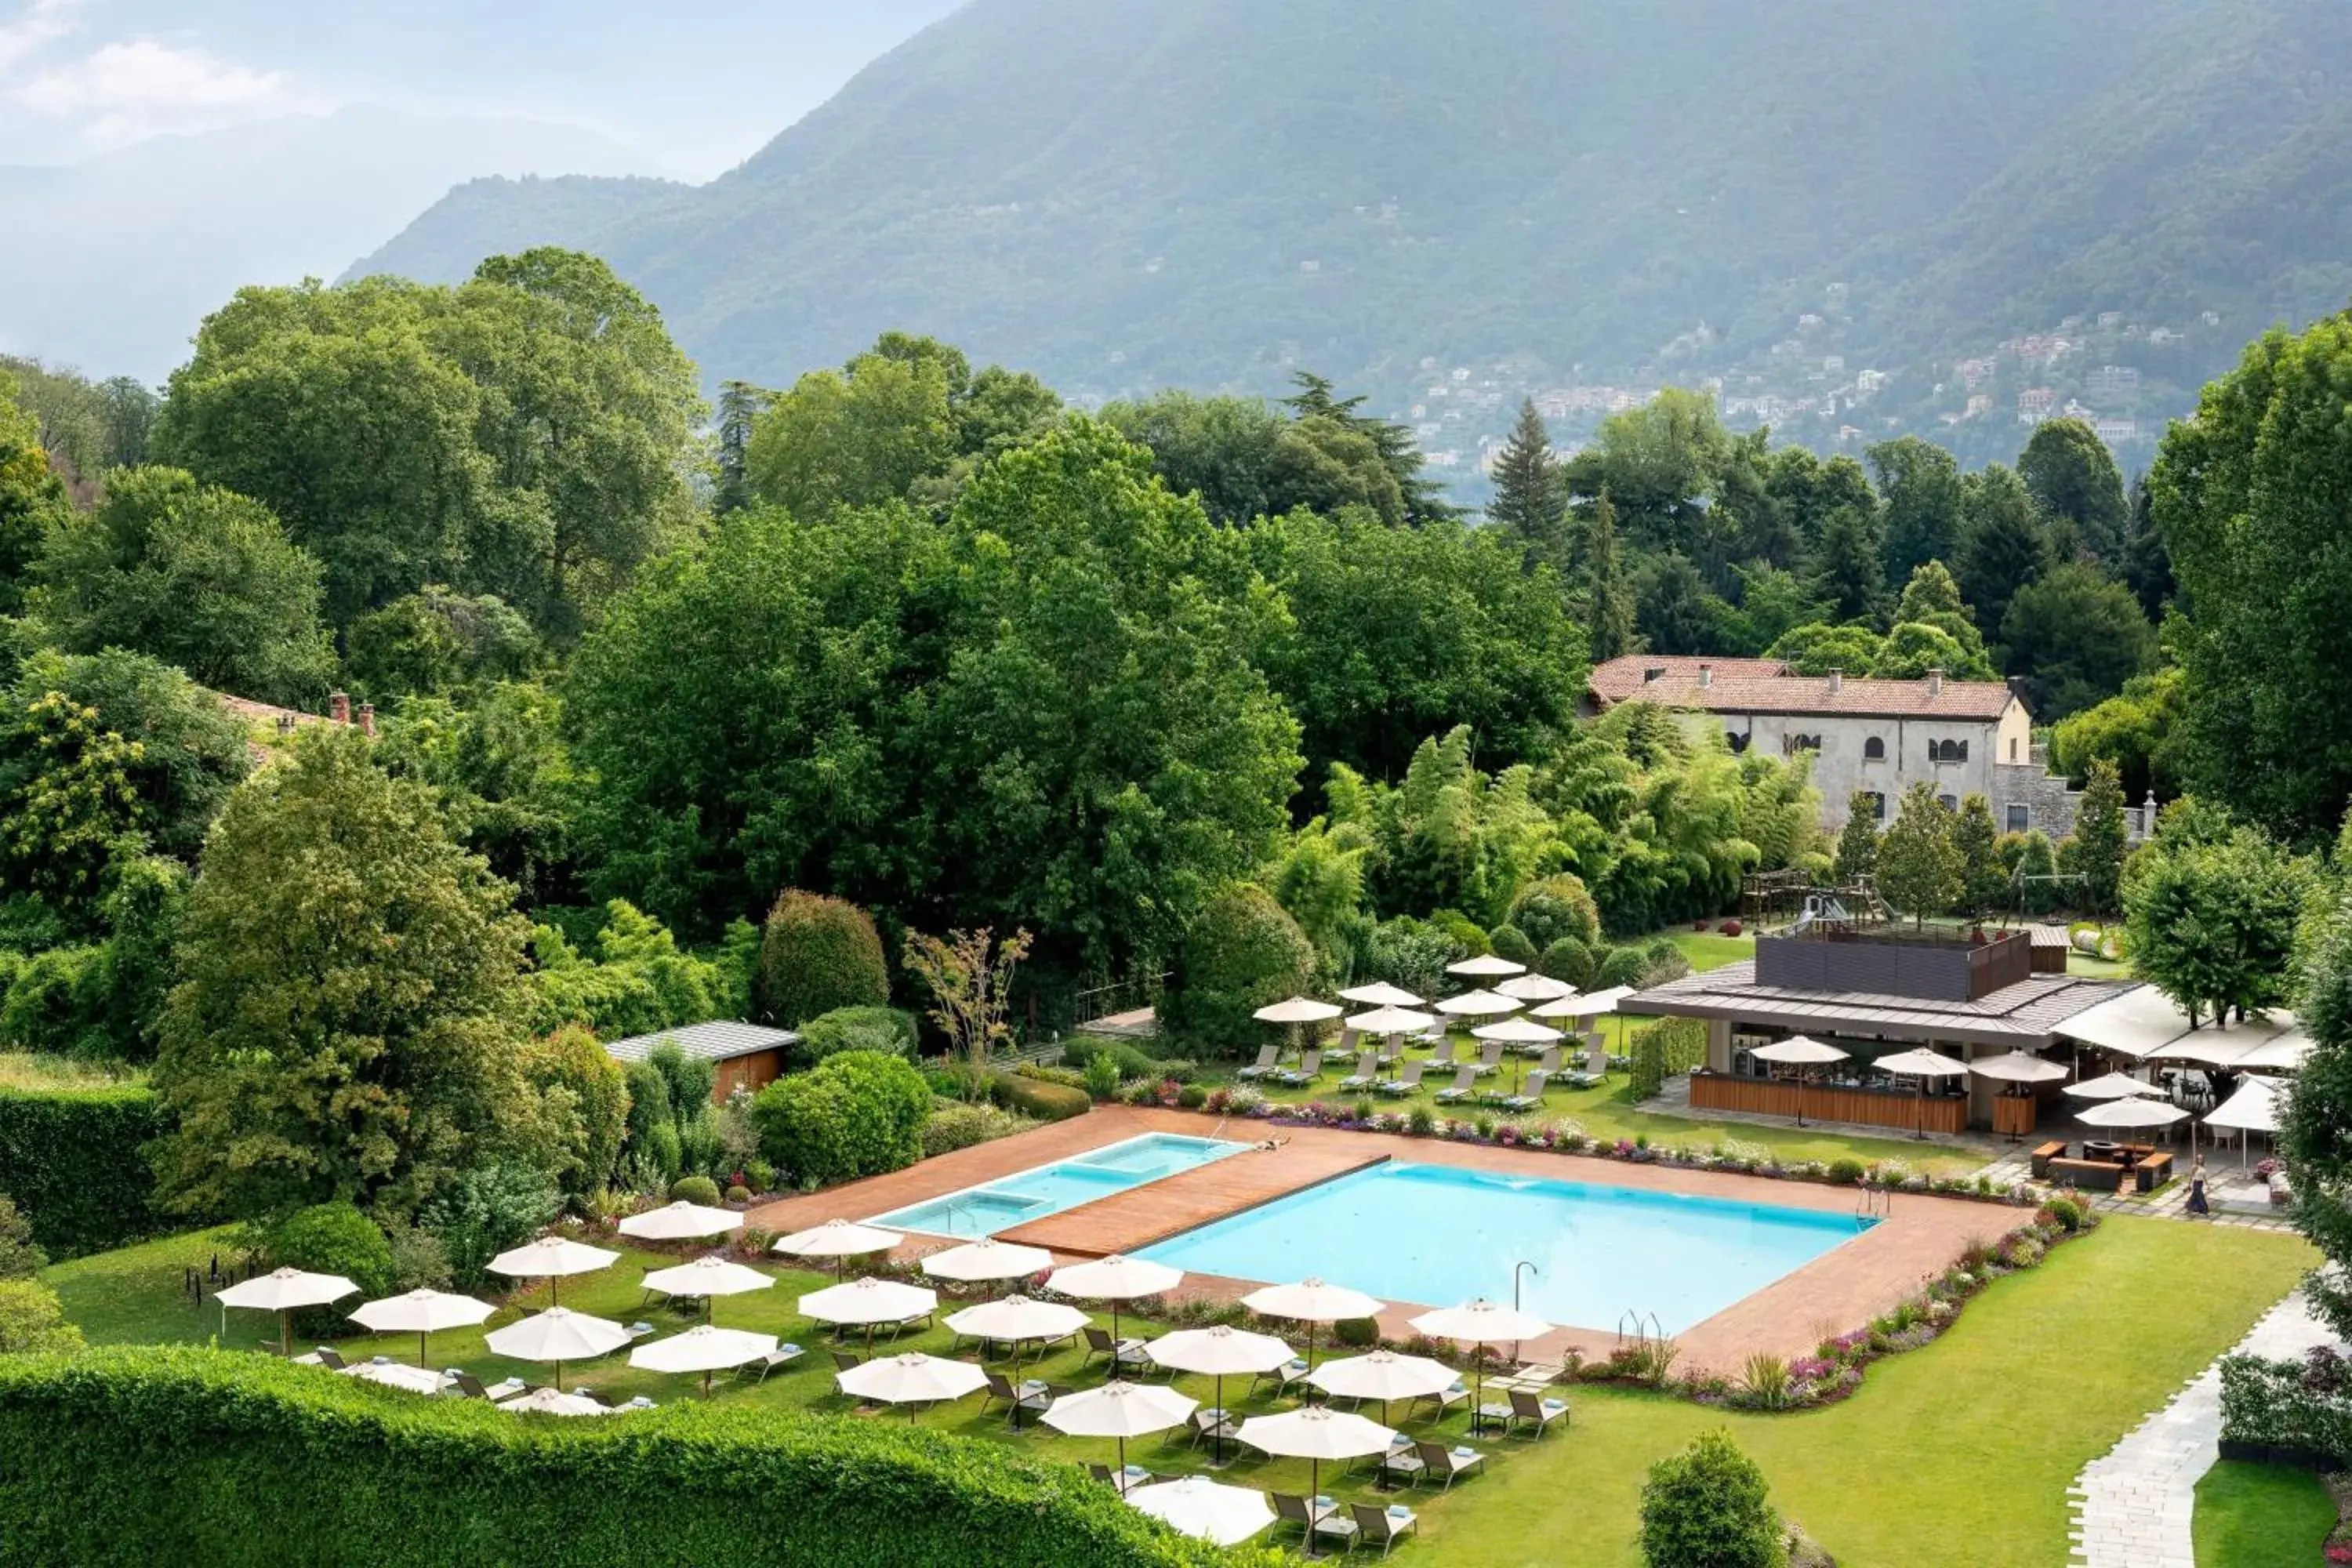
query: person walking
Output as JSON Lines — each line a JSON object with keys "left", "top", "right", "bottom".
{"left": 2187, "top": 1152, "right": 2210, "bottom": 1218}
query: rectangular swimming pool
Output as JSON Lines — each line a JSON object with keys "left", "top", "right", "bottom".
{"left": 1136, "top": 1162, "right": 1873, "bottom": 1334}
{"left": 868, "top": 1133, "right": 1247, "bottom": 1239}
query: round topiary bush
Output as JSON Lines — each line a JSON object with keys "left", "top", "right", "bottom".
{"left": 1156, "top": 886, "right": 1319, "bottom": 1057}
{"left": 991, "top": 1071, "right": 1094, "bottom": 1123}
{"left": 791, "top": 1004, "right": 919, "bottom": 1070}
{"left": 1510, "top": 874, "right": 1603, "bottom": 953}
{"left": 758, "top": 890, "right": 889, "bottom": 1028}
{"left": 1539, "top": 935, "right": 1595, "bottom": 988}
{"left": 669, "top": 1174, "right": 722, "bottom": 1207}
{"left": 1639, "top": 1429, "right": 1784, "bottom": 1568}
{"left": 1596, "top": 944, "right": 1648, "bottom": 990}
{"left": 1827, "top": 1157, "right": 1867, "bottom": 1186}
{"left": 267, "top": 1202, "right": 397, "bottom": 1304}
{"left": 1334, "top": 1317, "right": 1380, "bottom": 1348}
{"left": 1486, "top": 924, "right": 1539, "bottom": 969}
{"left": 1721, "top": 919, "right": 1743, "bottom": 938}
{"left": 749, "top": 1050, "right": 932, "bottom": 1188}
{"left": 724, "top": 1185, "right": 752, "bottom": 1204}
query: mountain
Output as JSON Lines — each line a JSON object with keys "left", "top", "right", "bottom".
{"left": 350, "top": 0, "right": 2352, "bottom": 452}
{"left": 0, "top": 107, "right": 663, "bottom": 383}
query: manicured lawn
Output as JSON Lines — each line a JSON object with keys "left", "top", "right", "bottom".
{"left": 2195, "top": 1461, "right": 2336, "bottom": 1568}
{"left": 1664, "top": 929, "right": 1754, "bottom": 972}
{"left": 47, "top": 1216, "right": 2314, "bottom": 1565}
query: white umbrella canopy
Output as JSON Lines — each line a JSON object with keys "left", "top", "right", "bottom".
{"left": 1968, "top": 1051, "right": 2069, "bottom": 1085}
{"left": 1410, "top": 1298, "right": 1552, "bottom": 1429}
{"left": 1338, "top": 982, "right": 1424, "bottom": 1008}
{"left": 617, "top": 1200, "right": 745, "bottom": 1241}
{"left": 1529, "top": 984, "right": 1638, "bottom": 1020}
{"left": 800, "top": 1276, "right": 937, "bottom": 1328}
{"left": 1253, "top": 996, "right": 1345, "bottom": 1025}
{"left": 484, "top": 1307, "right": 632, "bottom": 1391}
{"left": 1149, "top": 1324, "right": 1298, "bottom": 1466}
{"left": 2063, "top": 1071, "right": 2170, "bottom": 1102}
{"left": 1495, "top": 973, "right": 1578, "bottom": 1002}
{"left": 1345, "top": 1006, "right": 1436, "bottom": 1036}
{"left": 485, "top": 1236, "right": 621, "bottom": 1308}
{"left": 1047, "top": 1254, "right": 1183, "bottom": 1342}
{"left": 1241, "top": 1278, "right": 1383, "bottom": 1370}
{"left": 838, "top": 1352, "right": 989, "bottom": 1415}
{"left": 1472, "top": 1017, "right": 1564, "bottom": 1044}
{"left": 774, "top": 1218, "right": 900, "bottom": 1276}
{"left": 1128, "top": 1475, "right": 1277, "bottom": 1548}
{"left": 1446, "top": 953, "right": 1527, "bottom": 978}
{"left": 2205, "top": 1077, "right": 2281, "bottom": 1134}
{"left": 920, "top": 1237, "right": 1054, "bottom": 1285}
{"left": 1748, "top": 1035, "right": 1849, "bottom": 1066}
{"left": 943, "top": 1294, "right": 1091, "bottom": 1350}
{"left": 639, "top": 1254, "right": 776, "bottom": 1308}
{"left": 1874, "top": 1047, "right": 1969, "bottom": 1078}
{"left": 2237, "top": 1032, "right": 2311, "bottom": 1073}
{"left": 347, "top": 1288, "right": 494, "bottom": 1367}
{"left": 1308, "top": 1351, "right": 1457, "bottom": 1424}
{"left": 2074, "top": 1097, "right": 2192, "bottom": 1131}
{"left": 499, "top": 1386, "right": 612, "bottom": 1417}
{"left": 1046, "top": 1380, "right": 1198, "bottom": 1475}
{"left": 1432, "top": 988, "right": 1520, "bottom": 1018}
{"left": 1235, "top": 1406, "right": 1397, "bottom": 1553}
{"left": 630, "top": 1323, "right": 779, "bottom": 1395}
{"left": 216, "top": 1267, "right": 358, "bottom": 1356}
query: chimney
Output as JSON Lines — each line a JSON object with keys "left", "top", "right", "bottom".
{"left": 1827, "top": 669, "right": 1843, "bottom": 695}
{"left": 328, "top": 691, "right": 350, "bottom": 725}
{"left": 358, "top": 702, "right": 376, "bottom": 739}
{"left": 1926, "top": 667, "right": 1945, "bottom": 698}
{"left": 1696, "top": 663, "right": 1713, "bottom": 688}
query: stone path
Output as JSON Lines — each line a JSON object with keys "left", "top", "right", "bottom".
{"left": 1976, "top": 1146, "right": 2299, "bottom": 1232}
{"left": 2066, "top": 1287, "right": 2333, "bottom": 1567}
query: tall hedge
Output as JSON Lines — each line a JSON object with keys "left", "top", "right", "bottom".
{"left": 0, "top": 1087, "right": 167, "bottom": 1258}
{"left": 760, "top": 890, "right": 891, "bottom": 1027}
{"left": 750, "top": 1050, "right": 932, "bottom": 1187}
{"left": 1156, "top": 886, "right": 1318, "bottom": 1056}
{"left": 0, "top": 1346, "right": 1274, "bottom": 1568}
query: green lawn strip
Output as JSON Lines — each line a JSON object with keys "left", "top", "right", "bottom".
{"left": 1663, "top": 931, "right": 1754, "bottom": 972}
{"left": 2194, "top": 1461, "right": 2336, "bottom": 1568}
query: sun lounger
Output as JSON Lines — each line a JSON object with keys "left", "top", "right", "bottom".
{"left": 984, "top": 1369, "right": 1053, "bottom": 1428}
{"left": 1237, "top": 1044, "right": 1281, "bottom": 1080}
{"left": 314, "top": 1348, "right": 349, "bottom": 1371}
{"left": 1084, "top": 1326, "right": 1152, "bottom": 1376}
{"left": 1478, "top": 1388, "right": 1568, "bottom": 1437}
{"left": 1338, "top": 1051, "right": 1381, "bottom": 1092}
{"left": 1377, "top": 1438, "right": 1427, "bottom": 1486}
{"left": 1375, "top": 1059, "right": 1425, "bottom": 1098}
{"left": 1271, "top": 1493, "right": 1337, "bottom": 1542}
{"left": 1092, "top": 1463, "right": 1156, "bottom": 1496}
{"left": 1428, "top": 1038, "right": 1459, "bottom": 1069}
{"left": 1434, "top": 1065, "right": 1480, "bottom": 1105}
{"left": 1500, "top": 1071, "right": 1550, "bottom": 1112}
{"left": 1412, "top": 1380, "right": 1468, "bottom": 1420}
{"left": 1274, "top": 1049, "right": 1323, "bottom": 1087}
{"left": 1470, "top": 1040, "right": 1505, "bottom": 1077}
{"left": 1251, "top": 1356, "right": 1309, "bottom": 1399}
{"left": 1191, "top": 1406, "right": 1238, "bottom": 1448}
{"left": 1531, "top": 1044, "right": 1562, "bottom": 1073}
{"left": 1414, "top": 1440, "right": 1485, "bottom": 1490}
{"left": 1311, "top": 1504, "right": 1361, "bottom": 1552}
{"left": 1352, "top": 1502, "right": 1418, "bottom": 1557}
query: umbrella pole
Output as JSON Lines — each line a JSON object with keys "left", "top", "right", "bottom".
{"left": 279, "top": 1308, "right": 291, "bottom": 1358}
{"left": 1306, "top": 1457, "right": 1321, "bottom": 1559}
{"left": 419, "top": 1330, "right": 429, "bottom": 1370}
{"left": 555, "top": 1357, "right": 564, "bottom": 1392}
{"left": 1213, "top": 1372, "right": 1226, "bottom": 1468}
{"left": 703, "top": 1367, "right": 713, "bottom": 1398}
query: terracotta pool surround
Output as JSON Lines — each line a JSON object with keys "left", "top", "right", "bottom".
{"left": 743, "top": 1108, "right": 2022, "bottom": 1370}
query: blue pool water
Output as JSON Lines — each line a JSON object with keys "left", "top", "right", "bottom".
{"left": 869, "top": 1133, "right": 1247, "bottom": 1238}
{"left": 1137, "top": 1163, "right": 1872, "bottom": 1334}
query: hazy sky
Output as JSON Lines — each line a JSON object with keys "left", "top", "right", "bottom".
{"left": 0, "top": 0, "right": 965, "bottom": 176}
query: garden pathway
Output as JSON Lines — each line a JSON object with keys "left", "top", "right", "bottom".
{"left": 2065, "top": 1286, "right": 2332, "bottom": 1568}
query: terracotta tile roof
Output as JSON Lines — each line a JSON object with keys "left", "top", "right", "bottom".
{"left": 1588, "top": 655, "right": 2017, "bottom": 721}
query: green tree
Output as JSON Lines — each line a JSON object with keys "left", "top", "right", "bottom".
{"left": 1639, "top": 1428, "right": 1786, "bottom": 1568}
{"left": 2020, "top": 417, "right": 2130, "bottom": 564}
{"left": 1487, "top": 398, "right": 1565, "bottom": 565}
{"left": 1833, "top": 800, "right": 1878, "bottom": 882}
{"left": 0, "top": 693, "right": 143, "bottom": 920}
{"left": 1805, "top": 504, "right": 1885, "bottom": 624}
{"left": 760, "top": 890, "right": 891, "bottom": 1028}
{"left": 1884, "top": 560, "right": 1996, "bottom": 677}
{"left": 747, "top": 347, "right": 955, "bottom": 519}
{"left": 0, "top": 368, "right": 67, "bottom": 613}
{"left": 1563, "top": 388, "right": 1732, "bottom": 561}
{"left": 1635, "top": 551, "right": 1719, "bottom": 655}
{"left": 2122, "top": 803, "right": 2314, "bottom": 1027}
{"left": 2070, "top": 759, "right": 2130, "bottom": 913}
{"left": 150, "top": 728, "right": 543, "bottom": 1221}
{"left": 1102, "top": 389, "right": 1406, "bottom": 528}
{"left": 0, "top": 1279, "right": 82, "bottom": 1356}
{"left": 1158, "top": 885, "right": 1320, "bottom": 1055}
{"left": 1955, "top": 464, "right": 2050, "bottom": 642}
{"left": 1869, "top": 622, "right": 1983, "bottom": 681}
{"left": 2013, "top": 828, "right": 2063, "bottom": 916}
{"left": 1998, "top": 562, "right": 2156, "bottom": 721}
{"left": 2280, "top": 887, "right": 2352, "bottom": 1339}
{"left": 1876, "top": 782, "right": 1962, "bottom": 926}
{"left": 1583, "top": 490, "right": 1639, "bottom": 663}
{"left": 1766, "top": 622, "right": 1882, "bottom": 677}
{"left": 711, "top": 379, "right": 770, "bottom": 516}
{"left": 344, "top": 586, "right": 541, "bottom": 701}
{"left": 372, "top": 681, "right": 577, "bottom": 906}
{"left": 1281, "top": 372, "right": 1454, "bottom": 526}
{"left": 31, "top": 466, "right": 336, "bottom": 708}
{"left": 1952, "top": 793, "right": 2005, "bottom": 916}
{"left": 2049, "top": 667, "right": 2183, "bottom": 803}
{"left": 1716, "top": 564, "right": 1827, "bottom": 657}
{"left": 1869, "top": 435, "right": 1965, "bottom": 583}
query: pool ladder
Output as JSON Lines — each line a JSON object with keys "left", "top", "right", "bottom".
{"left": 1855, "top": 1185, "right": 1891, "bottom": 1220}
{"left": 1615, "top": 1310, "right": 1664, "bottom": 1352}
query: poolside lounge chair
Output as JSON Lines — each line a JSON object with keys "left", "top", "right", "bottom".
{"left": 1433, "top": 1066, "right": 1480, "bottom": 1105}
{"left": 740, "top": 1344, "right": 804, "bottom": 1384}
{"left": 1469, "top": 1040, "right": 1505, "bottom": 1077}
{"left": 450, "top": 1372, "right": 523, "bottom": 1403}
{"left": 314, "top": 1348, "right": 349, "bottom": 1371}
{"left": 1311, "top": 1505, "right": 1361, "bottom": 1553}
{"left": 1411, "top": 1381, "right": 1468, "bottom": 1421}
{"left": 1352, "top": 1502, "right": 1418, "bottom": 1558}
{"left": 1237, "top": 1044, "right": 1281, "bottom": 1080}
{"left": 1376, "top": 1060, "right": 1425, "bottom": 1098}
{"left": 1500, "top": 1071, "right": 1551, "bottom": 1112}
{"left": 1377, "top": 1439, "right": 1427, "bottom": 1487}
{"left": 1083, "top": 1327, "right": 1152, "bottom": 1376}
{"left": 984, "top": 1369, "right": 1052, "bottom": 1428}
{"left": 1250, "top": 1356, "right": 1310, "bottom": 1399}
{"left": 1428, "top": 1038, "right": 1458, "bottom": 1069}
{"left": 1271, "top": 1493, "right": 1335, "bottom": 1543}
{"left": 1414, "top": 1440, "right": 1486, "bottom": 1490}
{"left": 1338, "top": 1051, "right": 1380, "bottom": 1092}
{"left": 1190, "top": 1406, "right": 1238, "bottom": 1449}
{"left": 1274, "top": 1049, "right": 1323, "bottom": 1087}
{"left": 1478, "top": 1388, "right": 1569, "bottom": 1438}
{"left": 1091, "top": 1462, "right": 1156, "bottom": 1496}
{"left": 1531, "top": 1044, "right": 1562, "bottom": 1073}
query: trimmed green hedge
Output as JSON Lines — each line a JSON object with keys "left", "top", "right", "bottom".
{"left": 0, "top": 1087, "right": 168, "bottom": 1258}
{"left": 991, "top": 1070, "right": 1094, "bottom": 1123}
{"left": 2220, "top": 1354, "right": 2352, "bottom": 1465}
{"left": 0, "top": 1346, "right": 1273, "bottom": 1568}
{"left": 1625, "top": 1018, "right": 1704, "bottom": 1102}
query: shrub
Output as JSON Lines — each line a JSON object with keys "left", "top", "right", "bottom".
{"left": 1083, "top": 1055, "right": 1121, "bottom": 1101}
{"left": 1363, "top": 916, "right": 1464, "bottom": 999}
{"left": 1629, "top": 1031, "right": 1668, "bottom": 1101}
{"left": 266, "top": 1202, "right": 396, "bottom": 1301}
{"left": 0, "top": 1086, "right": 169, "bottom": 1258}
{"left": 1538, "top": 935, "right": 1595, "bottom": 988}
{"left": 1406, "top": 1105, "right": 1436, "bottom": 1136}
{"left": 416, "top": 1163, "right": 562, "bottom": 1291}
{"left": 2041, "top": 1196, "right": 2084, "bottom": 1233}
{"left": 1333, "top": 1317, "right": 1380, "bottom": 1348}
{"left": 758, "top": 890, "right": 890, "bottom": 1028}
{"left": 521, "top": 1025, "right": 630, "bottom": 1197}
{"left": 0, "top": 1196, "right": 44, "bottom": 1279}
{"left": 793, "top": 1006, "right": 919, "bottom": 1071}
{"left": 1060, "top": 1036, "right": 1160, "bottom": 1082}
{"left": 1177, "top": 1083, "right": 1208, "bottom": 1110}
{"left": 1432, "top": 911, "right": 1490, "bottom": 956}
{"left": 1486, "top": 924, "right": 1539, "bottom": 969}
{"left": 990, "top": 1071, "right": 1094, "bottom": 1123}
{"left": 725, "top": 1185, "right": 752, "bottom": 1204}
{"left": 1639, "top": 1428, "right": 1786, "bottom": 1568}
{"left": 384, "top": 1225, "right": 452, "bottom": 1292}
{"left": 0, "top": 1346, "right": 1257, "bottom": 1566}
{"left": 1596, "top": 945, "right": 1649, "bottom": 990}
{"left": 1736, "top": 1352, "right": 1792, "bottom": 1411}
{"left": 1511, "top": 875, "right": 1603, "bottom": 952}
{"left": 1638, "top": 937, "right": 1692, "bottom": 986}
{"left": 1826, "top": 1158, "right": 1867, "bottom": 1186}
{"left": 0, "top": 1280, "right": 82, "bottom": 1356}
{"left": 920, "top": 1102, "right": 1036, "bottom": 1159}
{"left": 669, "top": 1175, "right": 722, "bottom": 1207}
{"left": 1156, "top": 887, "right": 1318, "bottom": 1056}
{"left": 751, "top": 1051, "right": 933, "bottom": 1187}
{"left": 746, "top": 1160, "right": 776, "bottom": 1192}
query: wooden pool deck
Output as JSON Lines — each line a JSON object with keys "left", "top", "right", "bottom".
{"left": 996, "top": 1141, "right": 1388, "bottom": 1258}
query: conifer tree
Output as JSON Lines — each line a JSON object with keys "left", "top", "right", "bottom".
{"left": 1952, "top": 793, "right": 2005, "bottom": 916}
{"left": 1488, "top": 398, "right": 1564, "bottom": 566}
{"left": 1584, "top": 489, "right": 1638, "bottom": 662}
{"left": 713, "top": 379, "right": 768, "bottom": 516}
{"left": 2070, "top": 757, "right": 2130, "bottom": 913}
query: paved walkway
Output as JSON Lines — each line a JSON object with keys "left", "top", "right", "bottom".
{"left": 1975, "top": 1145, "right": 2299, "bottom": 1232}
{"left": 2066, "top": 1287, "right": 2333, "bottom": 1568}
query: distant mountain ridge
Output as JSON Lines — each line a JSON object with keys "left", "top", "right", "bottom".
{"left": 348, "top": 0, "right": 2352, "bottom": 439}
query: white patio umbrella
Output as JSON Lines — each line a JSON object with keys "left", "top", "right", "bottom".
{"left": 2074, "top": 1094, "right": 2194, "bottom": 1159}
{"left": 800, "top": 1276, "right": 938, "bottom": 1356}
{"left": 1345, "top": 1005, "right": 1436, "bottom": 1039}
{"left": 1874, "top": 1046, "right": 1970, "bottom": 1140}
{"left": 484, "top": 1305, "right": 631, "bottom": 1391}
{"left": 1253, "top": 996, "right": 1344, "bottom": 1025}
{"left": 499, "top": 1385, "right": 612, "bottom": 1417}
{"left": 346, "top": 1287, "right": 493, "bottom": 1367}
{"left": 617, "top": 1200, "right": 745, "bottom": 1241}
{"left": 1338, "top": 982, "right": 1424, "bottom": 1008}
{"left": 1148, "top": 1325, "right": 1297, "bottom": 1467}
{"left": 2205, "top": 1077, "right": 2282, "bottom": 1167}
{"left": 1232, "top": 1406, "right": 1396, "bottom": 1556}
{"left": 943, "top": 1294, "right": 1091, "bottom": 1364}
{"left": 1748, "top": 1036, "right": 1850, "bottom": 1127}
{"left": 1531, "top": 984, "right": 1637, "bottom": 1020}
{"left": 628, "top": 1323, "right": 779, "bottom": 1396}
{"left": 774, "top": 1218, "right": 901, "bottom": 1279}
{"left": 1472, "top": 1017, "right": 1563, "bottom": 1045}
{"left": 215, "top": 1267, "right": 358, "bottom": 1356}
{"left": 1968, "top": 1050, "right": 2069, "bottom": 1085}
{"left": 1308, "top": 1350, "right": 1457, "bottom": 1427}
{"left": 2063, "top": 1070, "right": 2169, "bottom": 1102}
{"left": 1410, "top": 1298, "right": 1552, "bottom": 1429}
{"left": 1446, "top": 953, "right": 1526, "bottom": 978}
{"left": 1433, "top": 988, "right": 1519, "bottom": 1019}
{"left": 1044, "top": 1380, "right": 1198, "bottom": 1479}
{"left": 1128, "top": 1475, "right": 1277, "bottom": 1548}
{"left": 1047, "top": 1254, "right": 1183, "bottom": 1345}
{"left": 638, "top": 1255, "right": 775, "bottom": 1320}
{"left": 920, "top": 1237, "right": 1054, "bottom": 1289}
{"left": 838, "top": 1352, "right": 989, "bottom": 1419}
{"left": 485, "top": 1236, "right": 620, "bottom": 1308}
{"left": 1495, "top": 973, "right": 1578, "bottom": 1002}
{"left": 1240, "top": 1278, "right": 1382, "bottom": 1370}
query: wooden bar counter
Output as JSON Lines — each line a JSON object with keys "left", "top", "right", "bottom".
{"left": 1690, "top": 1071, "right": 1967, "bottom": 1134}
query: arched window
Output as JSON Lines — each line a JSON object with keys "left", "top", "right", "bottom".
{"left": 1929, "top": 739, "right": 1970, "bottom": 764}
{"left": 1864, "top": 736, "right": 1886, "bottom": 761}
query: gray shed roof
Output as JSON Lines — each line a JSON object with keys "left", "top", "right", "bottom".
{"left": 601, "top": 1020, "right": 798, "bottom": 1065}
{"left": 1626, "top": 960, "right": 2133, "bottom": 1048}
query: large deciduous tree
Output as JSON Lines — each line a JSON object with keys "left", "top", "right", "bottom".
{"left": 2020, "top": 416, "right": 2131, "bottom": 565}
{"left": 151, "top": 728, "right": 543, "bottom": 1221}
{"left": 2281, "top": 888, "right": 2352, "bottom": 1339}
{"left": 1998, "top": 562, "right": 2157, "bottom": 721}
{"left": 1869, "top": 435, "right": 1965, "bottom": 583}
{"left": 1875, "top": 782, "right": 1962, "bottom": 926}
{"left": 0, "top": 369, "right": 67, "bottom": 613}
{"left": 2122, "top": 800, "right": 2314, "bottom": 1029}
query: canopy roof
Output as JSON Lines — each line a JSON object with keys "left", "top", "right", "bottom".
{"left": 1630, "top": 961, "right": 2130, "bottom": 1047}
{"left": 2056, "top": 986, "right": 2308, "bottom": 1069}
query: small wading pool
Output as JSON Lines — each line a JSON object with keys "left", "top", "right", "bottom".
{"left": 869, "top": 1133, "right": 1247, "bottom": 1239}
{"left": 1137, "top": 1162, "right": 1875, "bottom": 1334}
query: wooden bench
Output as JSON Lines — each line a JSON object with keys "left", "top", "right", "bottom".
{"left": 2029, "top": 1141, "right": 2067, "bottom": 1179}
{"left": 2132, "top": 1151, "right": 2173, "bottom": 1193}
{"left": 2048, "top": 1157, "right": 2127, "bottom": 1193}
